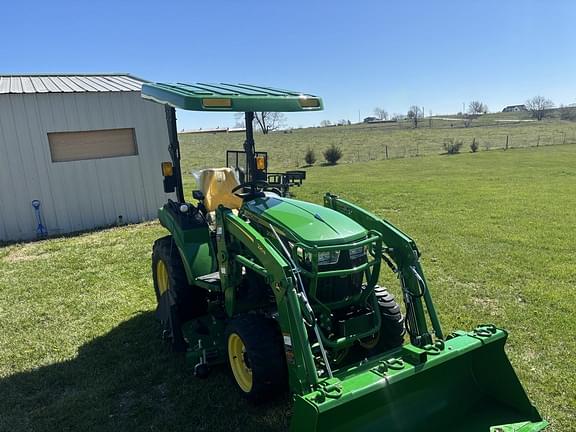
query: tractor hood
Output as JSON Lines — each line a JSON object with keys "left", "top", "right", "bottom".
{"left": 242, "top": 196, "right": 367, "bottom": 246}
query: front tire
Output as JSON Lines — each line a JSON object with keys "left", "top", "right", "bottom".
{"left": 225, "top": 314, "right": 287, "bottom": 401}
{"left": 360, "top": 286, "right": 405, "bottom": 353}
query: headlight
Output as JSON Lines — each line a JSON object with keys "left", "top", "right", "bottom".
{"left": 295, "top": 246, "right": 306, "bottom": 260}
{"left": 294, "top": 246, "right": 340, "bottom": 266}
{"left": 318, "top": 250, "right": 340, "bottom": 265}
{"left": 349, "top": 245, "right": 367, "bottom": 260}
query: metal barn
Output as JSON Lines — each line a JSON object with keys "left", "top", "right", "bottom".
{"left": 0, "top": 73, "right": 173, "bottom": 241}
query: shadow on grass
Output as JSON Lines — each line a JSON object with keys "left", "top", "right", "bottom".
{"left": 0, "top": 221, "right": 149, "bottom": 247}
{"left": 0, "top": 312, "right": 291, "bottom": 432}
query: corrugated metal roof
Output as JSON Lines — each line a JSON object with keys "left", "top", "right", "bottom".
{"left": 0, "top": 74, "right": 145, "bottom": 94}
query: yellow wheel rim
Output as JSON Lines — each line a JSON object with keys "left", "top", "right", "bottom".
{"left": 228, "top": 332, "right": 253, "bottom": 393}
{"left": 156, "top": 259, "right": 169, "bottom": 295}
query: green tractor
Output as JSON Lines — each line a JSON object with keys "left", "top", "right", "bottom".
{"left": 142, "top": 82, "right": 547, "bottom": 432}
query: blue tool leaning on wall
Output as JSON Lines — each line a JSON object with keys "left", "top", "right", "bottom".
{"left": 31, "top": 200, "right": 48, "bottom": 239}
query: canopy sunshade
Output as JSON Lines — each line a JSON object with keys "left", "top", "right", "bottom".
{"left": 141, "top": 82, "right": 323, "bottom": 112}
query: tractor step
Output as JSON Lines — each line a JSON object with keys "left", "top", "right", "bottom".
{"left": 195, "top": 271, "right": 221, "bottom": 290}
{"left": 196, "top": 271, "right": 220, "bottom": 283}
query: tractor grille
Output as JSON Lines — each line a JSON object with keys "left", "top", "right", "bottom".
{"left": 313, "top": 255, "right": 366, "bottom": 305}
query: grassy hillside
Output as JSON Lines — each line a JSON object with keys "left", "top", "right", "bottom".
{"left": 1, "top": 145, "right": 575, "bottom": 431}
{"left": 179, "top": 117, "right": 576, "bottom": 175}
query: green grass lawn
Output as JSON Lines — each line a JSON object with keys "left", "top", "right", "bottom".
{"left": 1, "top": 145, "right": 575, "bottom": 431}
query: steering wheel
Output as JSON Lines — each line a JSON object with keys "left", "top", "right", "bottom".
{"left": 232, "top": 180, "right": 273, "bottom": 198}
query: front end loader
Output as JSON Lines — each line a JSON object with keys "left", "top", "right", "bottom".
{"left": 142, "top": 82, "right": 547, "bottom": 431}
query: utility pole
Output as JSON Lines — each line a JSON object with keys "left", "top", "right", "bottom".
{"left": 358, "top": 110, "right": 361, "bottom": 123}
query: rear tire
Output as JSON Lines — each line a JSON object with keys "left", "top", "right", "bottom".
{"left": 360, "top": 286, "right": 405, "bottom": 353}
{"left": 152, "top": 236, "right": 207, "bottom": 351}
{"left": 225, "top": 314, "right": 287, "bottom": 401}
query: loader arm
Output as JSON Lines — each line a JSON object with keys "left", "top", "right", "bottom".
{"left": 215, "top": 206, "right": 322, "bottom": 394}
{"left": 324, "top": 193, "right": 443, "bottom": 346}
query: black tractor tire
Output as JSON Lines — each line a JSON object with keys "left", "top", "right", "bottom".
{"left": 225, "top": 314, "right": 288, "bottom": 402}
{"left": 152, "top": 236, "right": 207, "bottom": 351}
{"left": 360, "top": 286, "right": 405, "bottom": 354}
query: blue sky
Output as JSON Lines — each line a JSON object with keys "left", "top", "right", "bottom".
{"left": 2, "top": 0, "right": 575, "bottom": 130}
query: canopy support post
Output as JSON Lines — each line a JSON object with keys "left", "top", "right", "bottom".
{"left": 244, "top": 111, "right": 256, "bottom": 182}
{"left": 165, "top": 106, "right": 185, "bottom": 203}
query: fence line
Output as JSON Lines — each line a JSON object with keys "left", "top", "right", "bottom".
{"left": 287, "top": 133, "right": 576, "bottom": 168}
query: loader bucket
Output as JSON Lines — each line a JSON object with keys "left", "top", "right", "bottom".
{"left": 291, "top": 327, "right": 547, "bottom": 432}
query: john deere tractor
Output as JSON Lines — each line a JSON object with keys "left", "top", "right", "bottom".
{"left": 142, "top": 82, "right": 547, "bottom": 431}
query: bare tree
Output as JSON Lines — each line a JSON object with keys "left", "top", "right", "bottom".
{"left": 407, "top": 105, "right": 424, "bottom": 128}
{"left": 254, "top": 112, "right": 286, "bottom": 134}
{"left": 468, "top": 101, "right": 488, "bottom": 115}
{"left": 526, "top": 96, "right": 554, "bottom": 121}
{"left": 373, "top": 107, "right": 389, "bottom": 120}
{"left": 320, "top": 120, "right": 332, "bottom": 127}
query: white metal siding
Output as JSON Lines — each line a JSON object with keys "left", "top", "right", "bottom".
{"left": 0, "top": 91, "right": 172, "bottom": 241}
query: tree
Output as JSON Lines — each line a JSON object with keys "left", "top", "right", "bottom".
{"left": 254, "top": 112, "right": 286, "bottom": 134}
{"left": 323, "top": 144, "right": 343, "bottom": 165}
{"left": 407, "top": 105, "right": 424, "bottom": 128}
{"left": 470, "top": 138, "right": 479, "bottom": 152}
{"left": 304, "top": 147, "right": 316, "bottom": 165}
{"left": 373, "top": 107, "right": 389, "bottom": 120}
{"left": 443, "top": 138, "right": 463, "bottom": 155}
{"left": 320, "top": 120, "right": 332, "bottom": 127}
{"left": 525, "top": 96, "right": 554, "bottom": 121}
{"left": 468, "top": 101, "right": 488, "bottom": 115}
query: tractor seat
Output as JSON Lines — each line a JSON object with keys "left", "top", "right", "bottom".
{"left": 198, "top": 167, "right": 243, "bottom": 212}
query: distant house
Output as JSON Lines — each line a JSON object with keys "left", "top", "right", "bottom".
{"left": 182, "top": 127, "right": 228, "bottom": 134}
{"left": 363, "top": 116, "right": 379, "bottom": 123}
{"left": 363, "top": 116, "right": 395, "bottom": 123}
{"left": 363, "top": 117, "right": 397, "bottom": 124}
{"left": 181, "top": 127, "right": 246, "bottom": 134}
{"left": 502, "top": 104, "right": 527, "bottom": 112}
